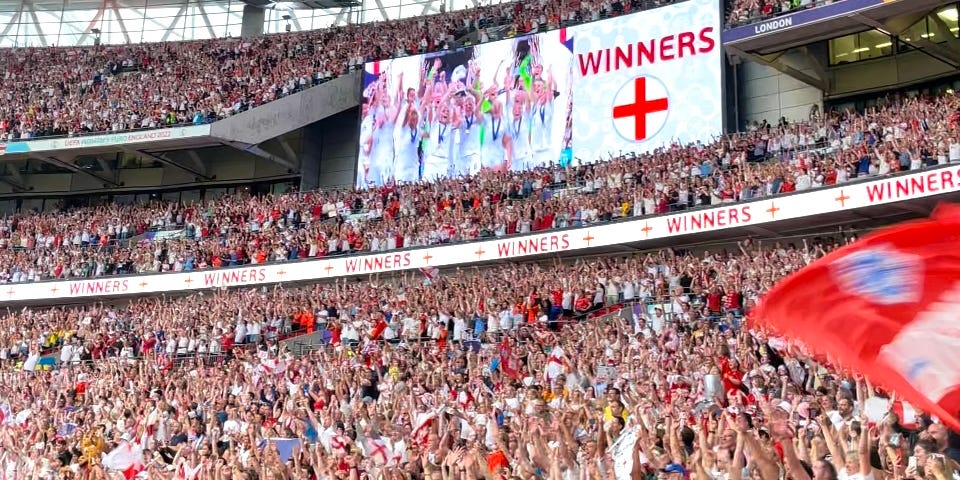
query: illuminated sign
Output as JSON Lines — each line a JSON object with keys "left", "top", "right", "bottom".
{"left": 356, "top": 0, "right": 722, "bottom": 188}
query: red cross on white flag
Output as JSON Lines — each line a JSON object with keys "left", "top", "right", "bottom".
{"left": 612, "top": 76, "right": 670, "bottom": 143}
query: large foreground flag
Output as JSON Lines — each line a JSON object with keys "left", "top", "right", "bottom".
{"left": 751, "top": 203, "right": 960, "bottom": 431}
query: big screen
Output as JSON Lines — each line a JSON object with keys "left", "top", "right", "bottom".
{"left": 357, "top": 0, "right": 721, "bottom": 188}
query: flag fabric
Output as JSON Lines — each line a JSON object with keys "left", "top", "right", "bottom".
{"left": 411, "top": 411, "right": 437, "bottom": 445}
{"left": 544, "top": 346, "right": 565, "bottom": 383}
{"left": 257, "top": 438, "right": 301, "bottom": 462}
{"left": 419, "top": 267, "right": 440, "bottom": 284}
{"left": 608, "top": 426, "right": 649, "bottom": 480}
{"left": 178, "top": 462, "right": 203, "bottom": 480}
{"left": 362, "top": 61, "right": 382, "bottom": 97}
{"left": 363, "top": 437, "right": 391, "bottom": 464}
{"left": 370, "top": 318, "right": 388, "bottom": 341}
{"left": 559, "top": 28, "right": 574, "bottom": 53}
{"left": 498, "top": 340, "right": 520, "bottom": 380}
{"left": 389, "top": 439, "right": 407, "bottom": 466}
{"left": 320, "top": 430, "right": 351, "bottom": 456}
{"left": 257, "top": 352, "right": 287, "bottom": 376}
{"left": 892, "top": 400, "right": 919, "bottom": 430}
{"left": 101, "top": 442, "right": 145, "bottom": 480}
{"left": 751, "top": 204, "right": 960, "bottom": 431}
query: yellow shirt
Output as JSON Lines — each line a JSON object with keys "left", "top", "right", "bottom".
{"left": 603, "top": 406, "right": 629, "bottom": 422}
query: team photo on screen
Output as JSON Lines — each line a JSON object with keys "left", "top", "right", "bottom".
{"left": 358, "top": 31, "right": 574, "bottom": 187}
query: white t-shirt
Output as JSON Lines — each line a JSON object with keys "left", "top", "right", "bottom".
{"left": 949, "top": 142, "right": 960, "bottom": 162}
{"left": 838, "top": 470, "right": 875, "bottom": 480}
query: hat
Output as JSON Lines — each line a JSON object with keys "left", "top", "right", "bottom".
{"left": 662, "top": 463, "right": 687, "bottom": 476}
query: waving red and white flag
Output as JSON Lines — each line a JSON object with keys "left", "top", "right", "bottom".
{"left": 752, "top": 204, "right": 960, "bottom": 431}
{"left": 101, "top": 442, "right": 145, "bottom": 480}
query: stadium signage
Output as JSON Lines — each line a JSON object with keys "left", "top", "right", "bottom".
{"left": 723, "top": 0, "right": 889, "bottom": 43}
{"left": 752, "top": 17, "right": 792, "bottom": 35}
{"left": 357, "top": 0, "right": 723, "bottom": 188}
{"left": 0, "top": 125, "right": 212, "bottom": 154}
{"left": 2, "top": 166, "right": 958, "bottom": 304}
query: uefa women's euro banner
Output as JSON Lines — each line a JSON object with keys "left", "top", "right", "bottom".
{"left": 357, "top": 0, "right": 722, "bottom": 188}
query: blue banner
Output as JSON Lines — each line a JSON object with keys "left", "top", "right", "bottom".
{"left": 722, "top": 0, "right": 889, "bottom": 43}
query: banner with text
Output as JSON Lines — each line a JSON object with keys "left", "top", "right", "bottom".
{"left": 357, "top": 0, "right": 722, "bottom": 188}
{"left": 570, "top": 0, "right": 722, "bottom": 162}
{"left": 0, "top": 125, "right": 212, "bottom": 154}
{"left": 2, "top": 166, "right": 958, "bottom": 304}
{"left": 722, "top": 0, "right": 889, "bottom": 43}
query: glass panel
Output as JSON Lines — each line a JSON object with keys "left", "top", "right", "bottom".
{"left": 204, "top": 11, "right": 228, "bottom": 37}
{"left": 182, "top": 13, "right": 212, "bottom": 40}
{"left": 0, "top": 201, "right": 18, "bottom": 216}
{"left": 113, "top": 194, "right": 136, "bottom": 205}
{"left": 901, "top": 17, "right": 928, "bottom": 43}
{"left": 829, "top": 30, "right": 893, "bottom": 64}
{"left": 829, "top": 33, "right": 857, "bottom": 65}
{"left": 224, "top": 18, "right": 242, "bottom": 38}
{"left": 858, "top": 30, "right": 891, "bottom": 61}
{"left": 380, "top": 5, "right": 400, "bottom": 21}
{"left": 451, "top": 0, "right": 471, "bottom": 12}
{"left": 363, "top": 4, "right": 385, "bottom": 24}
{"left": 205, "top": 188, "right": 226, "bottom": 200}
{"left": 308, "top": 9, "right": 343, "bottom": 29}
{"left": 180, "top": 189, "right": 201, "bottom": 205}
{"left": 33, "top": 10, "right": 60, "bottom": 24}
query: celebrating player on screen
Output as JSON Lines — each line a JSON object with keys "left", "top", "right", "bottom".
{"left": 393, "top": 72, "right": 424, "bottom": 183}
{"left": 369, "top": 79, "right": 399, "bottom": 185}
{"left": 358, "top": 33, "right": 568, "bottom": 187}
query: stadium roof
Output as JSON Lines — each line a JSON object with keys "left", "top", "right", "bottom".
{"left": 0, "top": 0, "right": 450, "bottom": 47}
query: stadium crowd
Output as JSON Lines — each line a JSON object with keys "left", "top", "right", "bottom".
{"left": 0, "top": 0, "right": 844, "bottom": 143}
{"left": 0, "top": 0, "right": 958, "bottom": 478}
{"left": 0, "top": 0, "right": 666, "bottom": 142}
{"left": 2, "top": 234, "right": 960, "bottom": 479}
{"left": 1, "top": 91, "right": 959, "bottom": 284}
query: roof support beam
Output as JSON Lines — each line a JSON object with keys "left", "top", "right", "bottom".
{"left": 850, "top": 12, "right": 960, "bottom": 68}
{"left": 109, "top": 2, "right": 133, "bottom": 44}
{"left": 226, "top": 142, "right": 298, "bottom": 170}
{"left": 96, "top": 157, "right": 114, "bottom": 177}
{"left": 727, "top": 45, "right": 829, "bottom": 92}
{"left": 186, "top": 150, "right": 209, "bottom": 176}
{"left": 0, "top": 164, "right": 29, "bottom": 193}
{"left": 31, "top": 155, "right": 121, "bottom": 187}
{"left": 129, "top": 148, "right": 214, "bottom": 181}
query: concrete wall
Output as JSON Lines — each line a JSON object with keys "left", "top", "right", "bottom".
{"left": 210, "top": 72, "right": 362, "bottom": 146}
{"left": 0, "top": 148, "right": 293, "bottom": 196}
{"left": 300, "top": 108, "right": 360, "bottom": 190}
{"left": 241, "top": 5, "right": 265, "bottom": 39}
{"left": 830, "top": 49, "right": 959, "bottom": 98}
{"left": 738, "top": 58, "right": 824, "bottom": 128}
